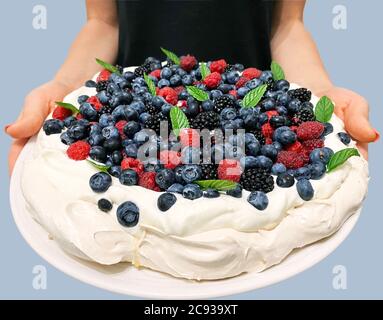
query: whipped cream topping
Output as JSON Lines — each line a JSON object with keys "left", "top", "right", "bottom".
{"left": 20, "top": 69, "right": 369, "bottom": 280}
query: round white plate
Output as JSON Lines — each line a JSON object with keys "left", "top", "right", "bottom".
{"left": 10, "top": 136, "right": 360, "bottom": 299}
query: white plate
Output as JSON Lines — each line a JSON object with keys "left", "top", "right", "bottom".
{"left": 10, "top": 136, "right": 360, "bottom": 299}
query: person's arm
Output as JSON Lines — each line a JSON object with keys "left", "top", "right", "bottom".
{"left": 270, "top": 0, "right": 379, "bottom": 158}
{"left": 7, "top": 0, "right": 118, "bottom": 173}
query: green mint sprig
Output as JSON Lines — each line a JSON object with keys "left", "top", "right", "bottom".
{"left": 55, "top": 102, "right": 79, "bottom": 115}
{"left": 160, "top": 47, "right": 180, "bottom": 65}
{"left": 327, "top": 148, "right": 360, "bottom": 173}
{"left": 241, "top": 84, "right": 268, "bottom": 108}
{"left": 186, "top": 86, "right": 209, "bottom": 102}
{"left": 315, "top": 96, "right": 334, "bottom": 123}
{"left": 200, "top": 62, "right": 211, "bottom": 80}
{"left": 194, "top": 180, "right": 238, "bottom": 191}
{"left": 170, "top": 107, "right": 190, "bottom": 136}
{"left": 271, "top": 61, "right": 285, "bottom": 81}
{"left": 143, "top": 73, "right": 157, "bottom": 96}
{"left": 86, "top": 159, "right": 111, "bottom": 173}
{"left": 95, "top": 58, "right": 121, "bottom": 75}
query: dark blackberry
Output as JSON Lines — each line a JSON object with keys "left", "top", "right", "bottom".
{"left": 96, "top": 81, "right": 108, "bottom": 93}
{"left": 144, "top": 113, "right": 171, "bottom": 134}
{"left": 200, "top": 164, "right": 218, "bottom": 180}
{"left": 190, "top": 111, "right": 221, "bottom": 131}
{"left": 166, "top": 59, "right": 175, "bottom": 67}
{"left": 289, "top": 88, "right": 312, "bottom": 103}
{"left": 224, "top": 64, "right": 235, "bottom": 73}
{"left": 99, "top": 105, "right": 113, "bottom": 115}
{"left": 240, "top": 168, "right": 274, "bottom": 193}
{"left": 134, "top": 64, "right": 151, "bottom": 77}
{"left": 213, "top": 96, "right": 235, "bottom": 113}
{"left": 145, "top": 102, "right": 159, "bottom": 115}
{"left": 248, "top": 129, "right": 266, "bottom": 145}
{"left": 266, "top": 78, "right": 275, "bottom": 91}
{"left": 295, "top": 107, "right": 316, "bottom": 123}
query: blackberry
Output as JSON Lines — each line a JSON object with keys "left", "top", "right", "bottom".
{"left": 166, "top": 59, "right": 175, "bottom": 67}
{"left": 214, "top": 96, "right": 235, "bottom": 113}
{"left": 99, "top": 105, "right": 113, "bottom": 115}
{"left": 295, "top": 107, "right": 316, "bottom": 123}
{"left": 144, "top": 113, "right": 170, "bottom": 134}
{"left": 134, "top": 64, "right": 151, "bottom": 77}
{"left": 289, "top": 88, "right": 312, "bottom": 103}
{"left": 266, "top": 78, "right": 275, "bottom": 91}
{"left": 248, "top": 129, "right": 266, "bottom": 145}
{"left": 190, "top": 111, "right": 220, "bottom": 131}
{"left": 96, "top": 81, "right": 108, "bottom": 93}
{"left": 224, "top": 64, "right": 235, "bottom": 73}
{"left": 145, "top": 102, "right": 159, "bottom": 115}
{"left": 240, "top": 168, "right": 274, "bottom": 193}
{"left": 200, "top": 164, "right": 218, "bottom": 180}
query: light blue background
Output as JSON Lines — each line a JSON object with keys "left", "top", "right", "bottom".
{"left": 1, "top": 0, "right": 382, "bottom": 299}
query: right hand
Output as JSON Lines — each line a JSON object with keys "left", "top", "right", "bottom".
{"left": 6, "top": 80, "right": 72, "bottom": 174}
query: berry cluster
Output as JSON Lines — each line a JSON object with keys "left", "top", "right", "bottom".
{"left": 43, "top": 51, "right": 339, "bottom": 217}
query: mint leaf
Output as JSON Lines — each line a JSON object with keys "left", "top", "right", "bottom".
{"left": 55, "top": 102, "right": 79, "bottom": 114}
{"left": 271, "top": 61, "right": 285, "bottom": 81}
{"left": 186, "top": 86, "right": 209, "bottom": 102}
{"left": 315, "top": 96, "right": 334, "bottom": 123}
{"left": 241, "top": 84, "right": 268, "bottom": 108}
{"left": 95, "top": 58, "right": 121, "bottom": 75}
{"left": 160, "top": 47, "right": 180, "bottom": 65}
{"left": 194, "top": 180, "right": 238, "bottom": 191}
{"left": 200, "top": 62, "right": 210, "bottom": 80}
{"left": 327, "top": 148, "right": 360, "bottom": 172}
{"left": 86, "top": 159, "right": 111, "bottom": 173}
{"left": 170, "top": 107, "right": 190, "bottom": 136}
{"left": 144, "top": 73, "right": 157, "bottom": 96}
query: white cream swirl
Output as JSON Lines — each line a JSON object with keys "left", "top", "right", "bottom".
{"left": 20, "top": 71, "right": 369, "bottom": 280}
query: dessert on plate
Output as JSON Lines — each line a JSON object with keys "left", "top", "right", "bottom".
{"left": 21, "top": 49, "right": 368, "bottom": 280}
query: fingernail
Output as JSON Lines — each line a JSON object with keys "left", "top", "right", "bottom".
{"left": 373, "top": 129, "right": 380, "bottom": 142}
{"left": 4, "top": 124, "right": 12, "bottom": 133}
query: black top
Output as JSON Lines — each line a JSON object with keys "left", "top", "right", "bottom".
{"left": 116, "top": 0, "right": 275, "bottom": 69}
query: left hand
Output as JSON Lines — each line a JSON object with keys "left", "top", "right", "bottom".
{"left": 317, "top": 87, "right": 379, "bottom": 159}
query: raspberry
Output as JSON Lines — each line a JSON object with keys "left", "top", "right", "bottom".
{"left": 121, "top": 157, "right": 144, "bottom": 175}
{"left": 115, "top": 120, "right": 128, "bottom": 135}
{"left": 266, "top": 110, "right": 279, "bottom": 119}
{"left": 138, "top": 171, "right": 159, "bottom": 191}
{"left": 229, "top": 90, "right": 237, "bottom": 98}
{"left": 218, "top": 159, "right": 242, "bottom": 182}
{"left": 174, "top": 86, "right": 185, "bottom": 95}
{"left": 159, "top": 151, "right": 182, "bottom": 170}
{"left": 97, "top": 69, "right": 111, "bottom": 82}
{"left": 265, "top": 137, "right": 273, "bottom": 145}
{"left": 285, "top": 141, "right": 303, "bottom": 153}
{"left": 203, "top": 72, "right": 222, "bottom": 89}
{"left": 302, "top": 139, "right": 324, "bottom": 154}
{"left": 158, "top": 87, "right": 178, "bottom": 105}
{"left": 297, "top": 121, "right": 325, "bottom": 141}
{"left": 87, "top": 96, "right": 103, "bottom": 111}
{"left": 277, "top": 151, "right": 307, "bottom": 169}
{"left": 149, "top": 69, "right": 161, "bottom": 79}
{"left": 210, "top": 59, "right": 227, "bottom": 74}
{"left": 235, "top": 76, "right": 250, "bottom": 88}
{"left": 52, "top": 106, "right": 72, "bottom": 121}
{"left": 76, "top": 113, "right": 83, "bottom": 120}
{"left": 179, "top": 128, "right": 200, "bottom": 147}
{"left": 180, "top": 54, "right": 197, "bottom": 72}
{"left": 261, "top": 123, "right": 274, "bottom": 138}
{"left": 177, "top": 100, "right": 187, "bottom": 108}
{"left": 290, "top": 125, "right": 298, "bottom": 133}
{"left": 242, "top": 68, "right": 262, "bottom": 80}
{"left": 66, "top": 141, "right": 90, "bottom": 161}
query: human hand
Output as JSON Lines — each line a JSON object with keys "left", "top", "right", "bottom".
{"left": 317, "top": 87, "right": 379, "bottom": 159}
{"left": 6, "top": 80, "right": 72, "bottom": 174}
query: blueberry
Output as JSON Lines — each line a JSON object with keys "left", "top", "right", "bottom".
{"left": 79, "top": 103, "right": 98, "bottom": 121}
{"left": 309, "top": 147, "right": 333, "bottom": 164}
{"left": 261, "top": 145, "right": 278, "bottom": 160}
{"left": 119, "top": 169, "right": 138, "bottom": 186}
{"left": 225, "top": 71, "right": 240, "bottom": 84}
{"left": 77, "top": 95, "right": 89, "bottom": 104}
{"left": 309, "top": 162, "right": 326, "bottom": 180}
{"left": 244, "top": 133, "right": 257, "bottom": 145}
{"left": 155, "top": 169, "right": 176, "bottom": 190}
{"left": 124, "top": 144, "right": 138, "bottom": 158}
{"left": 89, "top": 172, "right": 112, "bottom": 193}
{"left": 272, "top": 126, "right": 290, "bottom": 141}
{"left": 226, "top": 185, "right": 243, "bottom": 198}
{"left": 63, "top": 116, "right": 76, "bottom": 128}
{"left": 337, "top": 132, "right": 351, "bottom": 145}
{"left": 157, "top": 193, "right": 177, "bottom": 212}
{"left": 274, "top": 79, "right": 290, "bottom": 92}
{"left": 296, "top": 179, "right": 314, "bottom": 201}
{"left": 158, "top": 79, "right": 170, "bottom": 88}
{"left": 234, "top": 63, "right": 245, "bottom": 71}
{"left": 99, "top": 114, "right": 115, "bottom": 128}
{"left": 246, "top": 79, "right": 262, "bottom": 90}
{"left": 276, "top": 93, "right": 291, "bottom": 106}
{"left": 225, "top": 144, "right": 244, "bottom": 159}
{"left": 246, "top": 142, "right": 261, "bottom": 157}
{"left": 108, "top": 165, "right": 122, "bottom": 178}
{"left": 287, "top": 99, "right": 301, "bottom": 113}
{"left": 276, "top": 106, "right": 288, "bottom": 116}
{"left": 255, "top": 155, "right": 273, "bottom": 170}
{"left": 170, "top": 74, "right": 182, "bottom": 86}
{"left": 167, "top": 183, "right": 184, "bottom": 194}
{"left": 89, "top": 133, "right": 104, "bottom": 146}
{"left": 247, "top": 191, "right": 269, "bottom": 210}
{"left": 85, "top": 80, "right": 96, "bottom": 88}
{"left": 89, "top": 146, "right": 107, "bottom": 163}
{"left": 294, "top": 167, "right": 311, "bottom": 180}
{"left": 43, "top": 119, "right": 64, "bottom": 135}
{"left": 60, "top": 132, "right": 75, "bottom": 145}
{"left": 130, "top": 101, "right": 146, "bottom": 114}
{"left": 271, "top": 163, "right": 287, "bottom": 175}
{"left": 261, "top": 98, "right": 276, "bottom": 111}
{"left": 217, "top": 83, "right": 232, "bottom": 93}
{"left": 184, "top": 102, "right": 200, "bottom": 117}
{"left": 117, "top": 201, "right": 139, "bottom": 227}
{"left": 181, "top": 147, "right": 201, "bottom": 164}
{"left": 322, "top": 123, "right": 334, "bottom": 136}
{"left": 144, "top": 158, "right": 163, "bottom": 172}
{"left": 107, "top": 82, "right": 120, "bottom": 95}
{"left": 201, "top": 100, "right": 214, "bottom": 112}
{"left": 203, "top": 189, "right": 220, "bottom": 198}
{"left": 181, "top": 165, "right": 202, "bottom": 183}
{"left": 276, "top": 173, "right": 295, "bottom": 188}
{"left": 240, "top": 156, "right": 258, "bottom": 169}
{"left": 183, "top": 184, "right": 203, "bottom": 200}
{"left": 67, "top": 123, "right": 88, "bottom": 140}
{"left": 270, "top": 116, "right": 287, "bottom": 128}
{"left": 237, "top": 87, "right": 250, "bottom": 98}
{"left": 121, "top": 106, "right": 139, "bottom": 121}
{"left": 260, "top": 70, "right": 273, "bottom": 82}
{"left": 133, "top": 130, "right": 150, "bottom": 146}
{"left": 102, "top": 126, "right": 119, "bottom": 139}
{"left": 272, "top": 141, "right": 283, "bottom": 152}
{"left": 210, "top": 89, "right": 223, "bottom": 100}
{"left": 178, "top": 90, "right": 189, "bottom": 100}
{"left": 123, "top": 121, "right": 141, "bottom": 138}
{"left": 160, "top": 67, "right": 172, "bottom": 79}
{"left": 258, "top": 113, "right": 269, "bottom": 125}
{"left": 278, "top": 129, "right": 297, "bottom": 145}
{"left": 139, "top": 112, "right": 151, "bottom": 123}
{"left": 220, "top": 108, "right": 237, "bottom": 121}
{"left": 103, "top": 137, "right": 121, "bottom": 152}
{"left": 98, "top": 199, "right": 113, "bottom": 212}
{"left": 97, "top": 90, "right": 110, "bottom": 105}
{"left": 123, "top": 71, "right": 135, "bottom": 81}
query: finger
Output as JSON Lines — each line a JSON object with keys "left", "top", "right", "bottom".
{"left": 8, "top": 138, "right": 28, "bottom": 175}
{"left": 356, "top": 142, "right": 368, "bottom": 160}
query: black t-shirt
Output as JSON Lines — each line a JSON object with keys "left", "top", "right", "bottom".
{"left": 116, "top": 0, "right": 275, "bottom": 69}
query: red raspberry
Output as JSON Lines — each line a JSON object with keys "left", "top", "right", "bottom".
{"left": 97, "top": 69, "right": 111, "bottom": 82}
{"left": 290, "top": 125, "right": 298, "bottom": 133}
{"left": 87, "top": 96, "right": 103, "bottom": 111}
{"left": 297, "top": 121, "right": 325, "bottom": 141}
{"left": 210, "top": 59, "right": 227, "bottom": 74}
{"left": 66, "top": 141, "right": 90, "bottom": 161}
{"left": 180, "top": 54, "right": 197, "bottom": 72}
{"left": 261, "top": 123, "right": 274, "bottom": 138}
{"left": 138, "top": 171, "right": 159, "bottom": 191}
{"left": 242, "top": 68, "right": 262, "bottom": 80}
{"left": 52, "top": 106, "right": 72, "bottom": 121}
{"left": 265, "top": 137, "right": 273, "bottom": 145}
{"left": 158, "top": 87, "right": 178, "bottom": 105}
{"left": 174, "top": 86, "right": 185, "bottom": 95}
{"left": 76, "top": 113, "right": 83, "bottom": 120}
{"left": 235, "top": 76, "right": 250, "bottom": 88}
{"left": 177, "top": 100, "right": 187, "bottom": 108}
{"left": 149, "top": 69, "right": 161, "bottom": 79}
{"left": 285, "top": 141, "right": 303, "bottom": 153}
{"left": 203, "top": 72, "right": 222, "bottom": 89}
{"left": 229, "top": 90, "right": 237, "bottom": 98}
{"left": 121, "top": 157, "right": 144, "bottom": 175}
{"left": 277, "top": 151, "right": 307, "bottom": 169}
{"left": 179, "top": 128, "right": 200, "bottom": 147}
{"left": 266, "top": 110, "right": 279, "bottom": 119}
{"left": 159, "top": 151, "right": 182, "bottom": 170}
{"left": 115, "top": 120, "right": 128, "bottom": 135}
{"left": 302, "top": 139, "right": 325, "bottom": 154}
{"left": 218, "top": 159, "right": 242, "bottom": 182}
